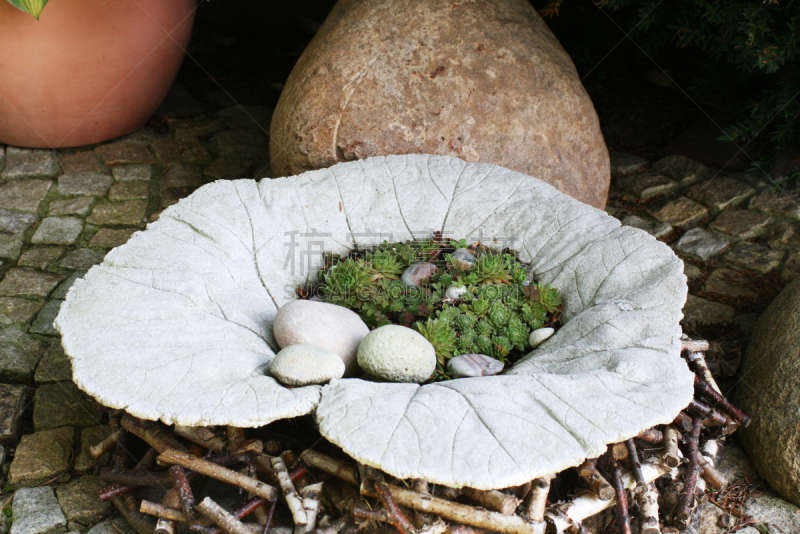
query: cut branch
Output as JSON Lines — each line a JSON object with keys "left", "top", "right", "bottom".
{"left": 196, "top": 497, "right": 253, "bottom": 534}
{"left": 114, "top": 495, "right": 157, "bottom": 534}
{"left": 299, "top": 449, "right": 359, "bottom": 486}
{"left": 636, "top": 483, "right": 661, "bottom": 534}
{"left": 91, "top": 429, "right": 121, "bottom": 459}
{"left": 636, "top": 428, "right": 664, "bottom": 445}
{"left": 100, "top": 467, "right": 173, "bottom": 487}
{"left": 577, "top": 459, "right": 614, "bottom": 501}
{"left": 673, "top": 418, "right": 703, "bottom": 529}
{"left": 121, "top": 415, "right": 187, "bottom": 454}
{"left": 625, "top": 440, "right": 645, "bottom": 490}
{"left": 375, "top": 480, "right": 417, "bottom": 534}
{"left": 170, "top": 465, "right": 196, "bottom": 520}
{"left": 523, "top": 475, "right": 552, "bottom": 523}
{"left": 662, "top": 426, "right": 681, "bottom": 469}
{"left": 271, "top": 454, "right": 308, "bottom": 526}
{"left": 295, "top": 483, "right": 323, "bottom": 534}
{"left": 609, "top": 458, "right": 632, "bottom": 534}
{"left": 175, "top": 425, "right": 227, "bottom": 453}
{"left": 693, "top": 377, "right": 751, "bottom": 427}
{"left": 462, "top": 487, "right": 519, "bottom": 515}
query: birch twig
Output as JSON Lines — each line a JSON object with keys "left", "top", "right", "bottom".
{"left": 625, "top": 439, "right": 645, "bottom": 490}
{"left": 196, "top": 497, "right": 252, "bottom": 534}
{"left": 577, "top": 459, "right": 614, "bottom": 501}
{"left": 175, "top": 425, "right": 227, "bottom": 453}
{"left": 121, "top": 415, "right": 187, "bottom": 453}
{"left": 462, "top": 487, "right": 519, "bottom": 515}
{"left": 662, "top": 426, "right": 681, "bottom": 468}
{"left": 91, "top": 429, "right": 121, "bottom": 459}
{"left": 299, "top": 449, "right": 359, "bottom": 486}
{"left": 295, "top": 483, "right": 323, "bottom": 534}
{"left": 673, "top": 418, "right": 703, "bottom": 529}
{"left": 636, "top": 483, "right": 661, "bottom": 534}
{"left": 271, "top": 454, "right": 308, "bottom": 526}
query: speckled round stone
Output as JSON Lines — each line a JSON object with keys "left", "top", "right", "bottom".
{"left": 269, "top": 345, "right": 345, "bottom": 386}
{"left": 357, "top": 325, "right": 436, "bottom": 383}
{"left": 273, "top": 300, "right": 369, "bottom": 376}
{"left": 401, "top": 261, "right": 438, "bottom": 288}
{"left": 447, "top": 354, "right": 504, "bottom": 378}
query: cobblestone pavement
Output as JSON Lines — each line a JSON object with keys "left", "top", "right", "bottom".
{"left": 0, "top": 85, "right": 797, "bottom": 533}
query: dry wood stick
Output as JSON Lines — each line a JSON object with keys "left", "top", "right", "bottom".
{"left": 609, "top": 458, "right": 633, "bottom": 534}
{"left": 698, "top": 439, "right": 728, "bottom": 491}
{"left": 170, "top": 465, "right": 196, "bottom": 520}
{"left": 577, "top": 459, "right": 614, "bottom": 501}
{"left": 462, "top": 487, "right": 519, "bottom": 515}
{"left": 91, "top": 429, "right": 121, "bottom": 459}
{"left": 295, "top": 483, "right": 324, "bottom": 534}
{"left": 226, "top": 427, "right": 246, "bottom": 451}
{"left": 114, "top": 495, "right": 157, "bottom": 534}
{"left": 672, "top": 413, "right": 693, "bottom": 433}
{"left": 686, "top": 400, "right": 728, "bottom": 427}
{"left": 361, "top": 480, "right": 537, "bottom": 534}
{"left": 201, "top": 498, "right": 267, "bottom": 534}
{"left": 636, "top": 483, "right": 661, "bottom": 534}
{"left": 375, "top": 480, "right": 417, "bottom": 534}
{"left": 99, "top": 483, "right": 135, "bottom": 502}
{"left": 157, "top": 449, "right": 278, "bottom": 502}
{"left": 300, "top": 450, "right": 359, "bottom": 486}
{"left": 140, "top": 500, "right": 188, "bottom": 522}
{"left": 155, "top": 518, "right": 175, "bottom": 534}
{"left": 662, "top": 426, "right": 681, "bottom": 469}
{"left": 352, "top": 506, "right": 412, "bottom": 533}
{"left": 680, "top": 338, "right": 709, "bottom": 353}
{"left": 196, "top": 497, "right": 252, "bottom": 534}
{"left": 610, "top": 443, "right": 628, "bottom": 461}
{"left": 673, "top": 418, "right": 703, "bottom": 529}
{"left": 545, "top": 461, "right": 671, "bottom": 534}
{"left": 271, "top": 454, "right": 308, "bottom": 525}
{"left": 175, "top": 425, "right": 228, "bottom": 453}
{"left": 523, "top": 475, "right": 551, "bottom": 523}
{"left": 625, "top": 439, "right": 645, "bottom": 490}
{"left": 100, "top": 467, "right": 174, "bottom": 487}
{"left": 122, "top": 415, "right": 187, "bottom": 453}
{"left": 416, "top": 518, "right": 448, "bottom": 534}
{"left": 192, "top": 526, "right": 291, "bottom": 534}
{"left": 636, "top": 428, "right": 664, "bottom": 445}
{"left": 112, "top": 427, "right": 129, "bottom": 472}
{"left": 693, "top": 377, "right": 751, "bottom": 427}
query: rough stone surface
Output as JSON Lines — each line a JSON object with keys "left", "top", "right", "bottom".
{"left": 0, "top": 384, "right": 26, "bottom": 444}
{"left": 88, "top": 228, "right": 136, "bottom": 249}
{"left": 60, "top": 249, "right": 105, "bottom": 270}
{"left": 31, "top": 217, "right": 84, "bottom": 245}
{"left": 94, "top": 143, "right": 153, "bottom": 166}
{"left": 750, "top": 190, "right": 800, "bottom": 221}
{"left": 108, "top": 182, "right": 149, "bottom": 201}
{"left": 737, "top": 277, "right": 800, "bottom": 506}
{"left": 270, "top": 345, "right": 346, "bottom": 386}
{"left": 216, "top": 105, "right": 274, "bottom": 134}
{"left": 48, "top": 197, "right": 94, "bottom": 217}
{"left": 357, "top": 325, "right": 437, "bottom": 383}
{"left": 273, "top": 300, "right": 370, "bottom": 376}
{"left": 56, "top": 476, "right": 112, "bottom": 523}
{"left": 683, "top": 262, "right": 704, "bottom": 283}
{"left": 35, "top": 343, "right": 73, "bottom": 384}
{"left": 0, "top": 180, "right": 52, "bottom": 212}
{"left": 18, "top": 247, "right": 64, "bottom": 270}
{"left": 0, "top": 298, "right": 44, "bottom": 326}
{"left": 0, "top": 209, "right": 37, "bottom": 234}
{"left": 8, "top": 427, "right": 75, "bottom": 488}
{"left": 1, "top": 153, "right": 59, "bottom": 179}
{"left": 682, "top": 295, "right": 735, "bottom": 328}
{"left": 609, "top": 152, "right": 648, "bottom": 176}
{"left": 111, "top": 164, "right": 152, "bottom": 182}
{"left": 651, "top": 155, "right": 711, "bottom": 185}
{"left": 74, "top": 426, "right": 112, "bottom": 474}
{"left": 151, "top": 139, "right": 210, "bottom": 165}
{"left": 615, "top": 171, "right": 677, "bottom": 199}
{"left": 52, "top": 272, "right": 87, "bottom": 300}
{"left": 0, "top": 269, "right": 63, "bottom": 298}
{"left": 163, "top": 162, "right": 203, "bottom": 188}
{"left": 0, "top": 233, "right": 24, "bottom": 260}
{"left": 701, "top": 268, "right": 758, "bottom": 300}
{"left": 57, "top": 173, "right": 112, "bottom": 197}
{"left": 86, "top": 519, "right": 133, "bottom": 534}
{"left": 33, "top": 381, "right": 98, "bottom": 432}
{"left": 0, "top": 327, "right": 46, "bottom": 384}
{"left": 30, "top": 300, "right": 64, "bottom": 336}
{"left": 209, "top": 130, "right": 268, "bottom": 161}
{"left": 709, "top": 209, "right": 771, "bottom": 238}
{"left": 650, "top": 196, "right": 708, "bottom": 227}
{"left": 723, "top": 241, "right": 785, "bottom": 274}
{"left": 86, "top": 201, "right": 147, "bottom": 226}
{"left": 270, "top": 0, "right": 610, "bottom": 208}
{"left": 10, "top": 486, "right": 67, "bottom": 534}
{"left": 168, "top": 116, "right": 223, "bottom": 139}
{"left": 740, "top": 494, "right": 800, "bottom": 534}
{"left": 204, "top": 158, "right": 253, "bottom": 181}
{"left": 767, "top": 221, "right": 800, "bottom": 246}
{"left": 60, "top": 152, "right": 101, "bottom": 174}
{"left": 673, "top": 228, "right": 732, "bottom": 262}
{"left": 684, "top": 176, "right": 755, "bottom": 211}
{"left": 783, "top": 250, "right": 800, "bottom": 281}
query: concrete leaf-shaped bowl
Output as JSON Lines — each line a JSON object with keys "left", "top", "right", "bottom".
{"left": 55, "top": 154, "right": 694, "bottom": 489}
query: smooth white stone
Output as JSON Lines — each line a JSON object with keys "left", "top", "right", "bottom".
{"left": 447, "top": 354, "right": 504, "bottom": 378}
{"left": 445, "top": 284, "right": 468, "bottom": 300}
{"left": 529, "top": 327, "right": 555, "bottom": 348}
{"left": 357, "top": 325, "right": 436, "bottom": 383}
{"left": 270, "top": 345, "right": 345, "bottom": 386}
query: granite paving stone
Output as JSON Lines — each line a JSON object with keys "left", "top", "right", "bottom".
{"left": 209, "top": 130, "right": 268, "bottom": 160}
{"left": 684, "top": 176, "right": 755, "bottom": 211}
{"left": 0, "top": 327, "right": 46, "bottom": 384}
{"left": 1, "top": 153, "right": 60, "bottom": 179}
{"left": 0, "top": 298, "right": 44, "bottom": 326}
{"left": 31, "top": 217, "right": 84, "bottom": 245}
{"left": 52, "top": 271, "right": 87, "bottom": 300}
{"left": 0, "top": 209, "right": 37, "bottom": 234}
{"left": 56, "top": 476, "right": 112, "bottom": 523}
{"left": 58, "top": 173, "right": 112, "bottom": 197}
{"left": 10, "top": 486, "right": 68, "bottom": 534}
{"left": 33, "top": 382, "right": 98, "bottom": 432}
{"left": 30, "top": 300, "right": 64, "bottom": 336}
{"left": 0, "top": 180, "right": 52, "bottom": 212}
{"left": 117, "top": 127, "right": 163, "bottom": 146}
{"left": 709, "top": 209, "right": 772, "bottom": 239}
{"left": 0, "top": 234, "right": 24, "bottom": 260}
{"left": 60, "top": 249, "right": 105, "bottom": 270}
{"left": 17, "top": 247, "right": 64, "bottom": 270}
{"left": 782, "top": 250, "right": 800, "bottom": 281}
{"left": 94, "top": 143, "right": 153, "bottom": 166}
{"left": 723, "top": 241, "right": 785, "bottom": 274}
{"left": 88, "top": 228, "right": 136, "bottom": 249}
{"left": 0, "top": 384, "right": 26, "bottom": 444}
{"left": 673, "top": 228, "right": 733, "bottom": 262}
{"left": 651, "top": 155, "right": 712, "bottom": 185}
{"left": 163, "top": 162, "right": 203, "bottom": 187}
{"left": 621, "top": 214, "right": 672, "bottom": 238}
{"left": 86, "top": 201, "right": 147, "bottom": 226}
{"left": 86, "top": 519, "right": 134, "bottom": 534}
{"left": 74, "top": 426, "right": 113, "bottom": 474}
{"left": 682, "top": 295, "right": 736, "bottom": 328}
{"left": 216, "top": 105, "right": 273, "bottom": 134}
{"left": 650, "top": 196, "right": 708, "bottom": 227}
{"left": 204, "top": 158, "right": 253, "bottom": 181}
{"left": 740, "top": 494, "right": 800, "bottom": 534}
{"left": 48, "top": 197, "right": 94, "bottom": 217}
{"left": 35, "top": 343, "right": 73, "bottom": 384}
{"left": 615, "top": 171, "right": 677, "bottom": 199}
{"left": 749, "top": 190, "right": 800, "bottom": 221}
{"left": 766, "top": 221, "right": 800, "bottom": 246}
{"left": 0, "top": 269, "right": 64, "bottom": 298}
{"left": 8, "top": 427, "right": 75, "bottom": 488}
{"left": 609, "top": 151, "right": 648, "bottom": 176}
{"left": 151, "top": 138, "right": 210, "bottom": 164}
{"left": 684, "top": 262, "right": 704, "bottom": 284}
{"left": 168, "top": 115, "right": 223, "bottom": 139}
{"left": 701, "top": 268, "right": 759, "bottom": 300}
{"left": 59, "top": 152, "right": 102, "bottom": 174}
{"left": 111, "top": 164, "right": 152, "bottom": 182}
{"left": 108, "top": 182, "right": 149, "bottom": 201}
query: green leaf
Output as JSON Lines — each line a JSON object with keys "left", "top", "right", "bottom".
{"left": 7, "top": 0, "right": 49, "bottom": 19}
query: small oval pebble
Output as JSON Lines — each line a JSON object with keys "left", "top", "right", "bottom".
{"left": 445, "top": 284, "right": 468, "bottom": 300}
{"left": 357, "top": 325, "right": 436, "bottom": 383}
{"left": 446, "top": 354, "right": 504, "bottom": 378}
{"left": 269, "top": 344, "right": 345, "bottom": 386}
{"left": 529, "top": 327, "right": 555, "bottom": 348}
{"left": 450, "top": 248, "right": 475, "bottom": 267}
{"left": 401, "top": 261, "right": 438, "bottom": 288}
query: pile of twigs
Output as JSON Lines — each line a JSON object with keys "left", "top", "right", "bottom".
{"left": 93, "top": 337, "right": 749, "bottom": 534}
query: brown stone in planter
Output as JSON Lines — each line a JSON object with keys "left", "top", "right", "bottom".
{"left": 270, "top": 0, "right": 610, "bottom": 208}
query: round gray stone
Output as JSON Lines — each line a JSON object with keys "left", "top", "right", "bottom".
{"left": 269, "top": 345, "right": 345, "bottom": 386}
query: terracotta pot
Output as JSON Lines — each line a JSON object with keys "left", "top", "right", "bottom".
{"left": 0, "top": 0, "right": 196, "bottom": 148}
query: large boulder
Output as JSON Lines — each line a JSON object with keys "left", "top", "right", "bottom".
{"left": 737, "top": 277, "right": 800, "bottom": 506}
{"left": 270, "top": 0, "right": 610, "bottom": 208}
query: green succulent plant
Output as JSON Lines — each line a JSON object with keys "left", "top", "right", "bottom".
{"left": 471, "top": 297, "right": 490, "bottom": 317}
{"left": 454, "top": 311, "right": 476, "bottom": 332}
{"left": 475, "top": 253, "right": 513, "bottom": 284}
{"left": 488, "top": 302, "right": 511, "bottom": 329}
{"left": 415, "top": 318, "right": 458, "bottom": 365}
{"left": 322, "top": 258, "right": 376, "bottom": 308}
{"left": 366, "top": 249, "right": 404, "bottom": 280}
{"left": 475, "top": 319, "right": 494, "bottom": 337}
